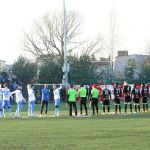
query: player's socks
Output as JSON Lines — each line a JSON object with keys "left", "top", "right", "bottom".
{"left": 103, "top": 106, "right": 105, "bottom": 113}
{"left": 107, "top": 106, "right": 110, "bottom": 113}
{"left": 135, "top": 105, "right": 137, "bottom": 113}
{"left": 3, "top": 108, "right": 6, "bottom": 118}
{"left": 143, "top": 104, "right": 145, "bottom": 112}
{"left": 130, "top": 104, "right": 132, "bottom": 113}
{"left": 8, "top": 108, "right": 12, "bottom": 118}
{"left": 115, "top": 105, "right": 117, "bottom": 114}
{"left": 138, "top": 105, "right": 140, "bottom": 112}
{"left": 125, "top": 104, "right": 127, "bottom": 113}
{"left": 146, "top": 104, "right": 148, "bottom": 112}
{"left": 119, "top": 105, "right": 121, "bottom": 114}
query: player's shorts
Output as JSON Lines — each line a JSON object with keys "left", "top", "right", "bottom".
{"left": 124, "top": 96, "right": 131, "bottom": 103}
{"left": 133, "top": 98, "right": 140, "bottom": 104}
{"left": 103, "top": 99, "right": 110, "bottom": 106}
{"left": 114, "top": 98, "right": 120, "bottom": 105}
{"left": 28, "top": 100, "right": 35, "bottom": 108}
{"left": 55, "top": 98, "right": 60, "bottom": 106}
{"left": 0, "top": 100, "right": 2, "bottom": 109}
{"left": 142, "top": 97, "right": 147, "bottom": 104}
{"left": 17, "top": 101, "right": 23, "bottom": 109}
{"left": 2, "top": 100, "right": 11, "bottom": 108}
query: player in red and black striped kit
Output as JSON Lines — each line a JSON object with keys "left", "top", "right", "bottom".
{"left": 114, "top": 82, "right": 122, "bottom": 114}
{"left": 123, "top": 81, "right": 132, "bottom": 114}
{"left": 101, "top": 85, "right": 111, "bottom": 114}
{"left": 141, "top": 83, "right": 149, "bottom": 112}
{"left": 131, "top": 84, "right": 141, "bottom": 113}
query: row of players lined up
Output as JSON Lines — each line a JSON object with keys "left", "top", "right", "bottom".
{"left": 66, "top": 81, "right": 149, "bottom": 116}
{"left": 0, "top": 81, "right": 149, "bottom": 118}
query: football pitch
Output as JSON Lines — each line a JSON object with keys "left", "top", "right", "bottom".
{"left": 0, "top": 102, "right": 150, "bottom": 150}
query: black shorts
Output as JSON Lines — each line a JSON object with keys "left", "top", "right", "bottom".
{"left": 142, "top": 97, "right": 148, "bottom": 104}
{"left": 124, "top": 96, "right": 131, "bottom": 103}
{"left": 103, "top": 99, "right": 110, "bottom": 106}
{"left": 114, "top": 98, "right": 120, "bottom": 105}
{"left": 133, "top": 98, "right": 140, "bottom": 104}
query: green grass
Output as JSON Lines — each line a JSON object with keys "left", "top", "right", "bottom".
{"left": 0, "top": 102, "right": 150, "bottom": 150}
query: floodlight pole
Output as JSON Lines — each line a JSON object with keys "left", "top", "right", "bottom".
{"left": 62, "top": 0, "right": 68, "bottom": 86}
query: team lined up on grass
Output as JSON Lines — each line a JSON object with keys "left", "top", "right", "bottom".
{"left": 0, "top": 81, "right": 149, "bottom": 118}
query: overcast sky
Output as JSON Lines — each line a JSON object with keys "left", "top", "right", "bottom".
{"left": 0, "top": 0, "right": 150, "bottom": 64}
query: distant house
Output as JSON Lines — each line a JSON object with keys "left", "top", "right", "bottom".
{"left": 113, "top": 51, "right": 146, "bottom": 80}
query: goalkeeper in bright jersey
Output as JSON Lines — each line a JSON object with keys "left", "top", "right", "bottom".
{"left": 77, "top": 84, "right": 88, "bottom": 116}
{"left": 91, "top": 85, "right": 99, "bottom": 115}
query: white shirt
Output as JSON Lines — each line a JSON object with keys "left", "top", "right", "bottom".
{"left": 28, "top": 88, "right": 36, "bottom": 102}
{"left": 2, "top": 87, "right": 11, "bottom": 101}
{"left": 11, "top": 89, "right": 23, "bottom": 103}
{"left": 53, "top": 88, "right": 60, "bottom": 100}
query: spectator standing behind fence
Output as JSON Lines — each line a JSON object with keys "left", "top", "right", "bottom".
{"left": 67, "top": 84, "right": 77, "bottom": 116}
{"left": 39, "top": 84, "right": 50, "bottom": 117}
{"left": 27, "top": 84, "right": 36, "bottom": 118}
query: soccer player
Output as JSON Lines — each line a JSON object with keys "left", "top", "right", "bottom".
{"left": 11, "top": 85, "right": 25, "bottom": 118}
{"left": 101, "top": 85, "right": 111, "bottom": 114}
{"left": 27, "top": 84, "right": 36, "bottom": 118}
{"left": 2, "top": 83, "right": 12, "bottom": 118}
{"left": 141, "top": 83, "right": 149, "bottom": 112}
{"left": 0, "top": 85, "right": 3, "bottom": 118}
{"left": 114, "top": 82, "right": 122, "bottom": 114}
{"left": 53, "top": 85, "right": 61, "bottom": 117}
{"left": 123, "top": 81, "right": 132, "bottom": 114}
{"left": 39, "top": 84, "right": 50, "bottom": 117}
{"left": 67, "top": 84, "right": 77, "bottom": 116}
{"left": 90, "top": 85, "right": 99, "bottom": 115}
{"left": 131, "top": 84, "right": 141, "bottom": 113}
{"left": 78, "top": 84, "right": 88, "bottom": 116}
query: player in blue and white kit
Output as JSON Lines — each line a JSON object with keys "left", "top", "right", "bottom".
{"left": 0, "top": 85, "right": 3, "bottom": 118}
{"left": 53, "top": 85, "right": 61, "bottom": 117}
{"left": 27, "top": 84, "right": 36, "bottom": 118}
{"left": 11, "top": 86, "right": 26, "bottom": 118}
{"left": 2, "top": 83, "right": 12, "bottom": 118}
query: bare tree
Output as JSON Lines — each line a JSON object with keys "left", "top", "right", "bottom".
{"left": 23, "top": 11, "right": 83, "bottom": 61}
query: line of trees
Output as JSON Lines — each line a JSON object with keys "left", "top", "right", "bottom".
{"left": 11, "top": 10, "right": 150, "bottom": 84}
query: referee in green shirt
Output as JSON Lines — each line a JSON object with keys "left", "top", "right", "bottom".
{"left": 78, "top": 84, "right": 88, "bottom": 115}
{"left": 91, "top": 85, "right": 99, "bottom": 115}
{"left": 67, "top": 85, "right": 77, "bottom": 116}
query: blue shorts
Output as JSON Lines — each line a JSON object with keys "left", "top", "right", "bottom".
{"left": 0, "top": 100, "right": 2, "bottom": 109}
{"left": 17, "top": 101, "right": 23, "bottom": 109}
{"left": 55, "top": 99, "right": 60, "bottom": 106}
{"left": 3, "top": 100, "right": 11, "bottom": 108}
